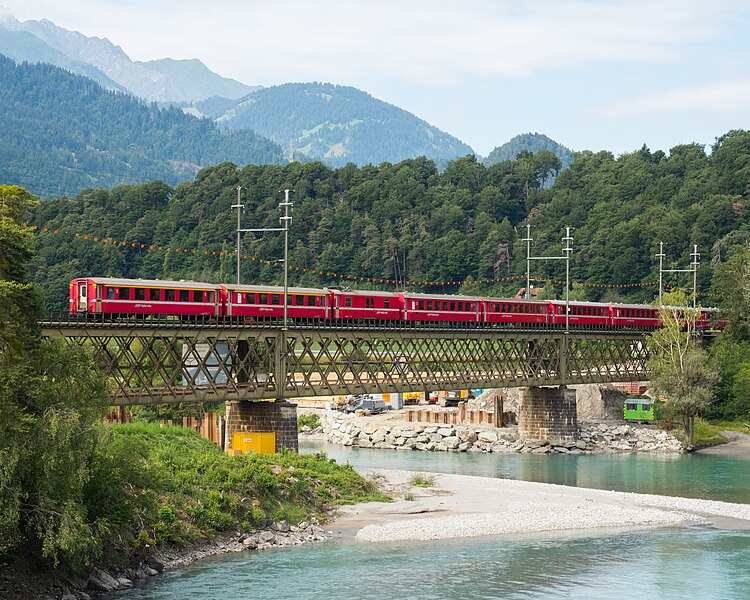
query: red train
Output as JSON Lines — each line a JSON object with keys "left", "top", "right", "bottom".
{"left": 69, "top": 277, "right": 724, "bottom": 330}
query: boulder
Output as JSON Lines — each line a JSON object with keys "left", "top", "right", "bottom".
{"left": 87, "top": 569, "right": 120, "bottom": 593}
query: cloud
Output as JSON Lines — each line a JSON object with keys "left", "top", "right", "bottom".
{"left": 605, "top": 80, "right": 750, "bottom": 116}
{"left": 3, "top": 0, "right": 742, "bottom": 85}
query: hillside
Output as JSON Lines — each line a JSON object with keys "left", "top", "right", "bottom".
{"left": 208, "top": 82, "right": 475, "bottom": 167}
{"left": 26, "top": 132, "right": 750, "bottom": 312}
{"left": 0, "top": 11, "right": 255, "bottom": 102}
{"left": 0, "top": 55, "right": 283, "bottom": 198}
{"left": 484, "top": 133, "right": 574, "bottom": 169}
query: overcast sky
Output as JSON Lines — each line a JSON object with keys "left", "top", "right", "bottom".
{"left": 4, "top": 0, "right": 750, "bottom": 156}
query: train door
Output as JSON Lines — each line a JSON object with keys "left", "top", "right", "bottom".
{"left": 77, "top": 281, "right": 88, "bottom": 311}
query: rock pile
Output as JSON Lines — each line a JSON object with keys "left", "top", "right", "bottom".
{"left": 322, "top": 411, "right": 682, "bottom": 454}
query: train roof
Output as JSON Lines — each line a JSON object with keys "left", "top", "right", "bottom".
{"left": 400, "top": 291, "right": 481, "bottom": 301}
{"left": 224, "top": 284, "right": 326, "bottom": 295}
{"left": 74, "top": 277, "right": 218, "bottom": 290}
{"left": 327, "top": 288, "right": 399, "bottom": 297}
{"left": 483, "top": 297, "right": 548, "bottom": 304}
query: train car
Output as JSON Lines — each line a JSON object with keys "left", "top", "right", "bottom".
{"left": 623, "top": 398, "right": 656, "bottom": 422}
{"left": 399, "top": 292, "right": 481, "bottom": 323}
{"left": 549, "top": 300, "right": 611, "bottom": 328}
{"left": 69, "top": 277, "right": 221, "bottom": 316}
{"left": 223, "top": 284, "right": 329, "bottom": 321}
{"left": 611, "top": 303, "right": 661, "bottom": 330}
{"left": 328, "top": 289, "right": 402, "bottom": 321}
{"left": 482, "top": 297, "right": 549, "bottom": 327}
{"left": 701, "top": 307, "right": 726, "bottom": 331}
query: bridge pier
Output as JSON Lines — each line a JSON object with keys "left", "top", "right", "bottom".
{"left": 224, "top": 400, "right": 299, "bottom": 454}
{"left": 518, "top": 386, "right": 578, "bottom": 444}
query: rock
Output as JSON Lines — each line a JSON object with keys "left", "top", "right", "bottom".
{"left": 415, "top": 435, "right": 430, "bottom": 443}
{"left": 437, "top": 428, "right": 454, "bottom": 437}
{"left": 458, "top": 441, "right": 472, "bottom": 452}
{"left": 401, "top": 429, "right": 418, "bottom": 438}
{"left": 424, "top": 426, "right": 438, "bottom": 434}
{"left": 275, "top": 520, "right": 291, "bottom": 533}
{"left": 243, "top": 538, "right": 258, "bottom": 549}
{"left": 259, "top": 530, "right": 276, "bottom": 544}
{"left": 429, "top": 433, "right": 444, "bottom": 443}
{"left": 457, "top": 429, "right": 478, "bottom": 444}
{"left": 116, "top": 577, "right": 133, "bottom": 589}
{"left": 443, "top": 436, "right": 460, "bottom": 449}
{"left": 87, "top": 569, "right": 120, "bottom": 593}
{"left": 575, "top": 439, "right": 588, "bottom": 450}
{"left": 146, "top": 556, "right": 165, "bottom": 572}
{"left": 478, "top": 432, "right": 498, "bottom": 443}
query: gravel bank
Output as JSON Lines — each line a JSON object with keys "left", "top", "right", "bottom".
{"left": 332, "top": 469, "right": 750, "bottom": 543}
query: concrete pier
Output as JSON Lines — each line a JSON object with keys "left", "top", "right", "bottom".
{"left": 224, "top": 400, "right": 298, "bottom": 453}
{"left": 518, "top": 386, "right": 578, "bottom": 444}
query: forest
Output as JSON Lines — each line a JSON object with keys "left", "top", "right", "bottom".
{"left": 20, "top": 129, "right": 750, "bottom": 419}
{"left": 0, "top": 55, "right": 283, "bottom": 199}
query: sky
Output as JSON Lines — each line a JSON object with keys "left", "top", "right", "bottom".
{"left": 4, "top": 0, "right": 750, "bottom": 157}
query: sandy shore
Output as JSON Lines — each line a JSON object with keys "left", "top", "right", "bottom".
{"left": 332, "top": 469, "right": 750, "bottom": 542}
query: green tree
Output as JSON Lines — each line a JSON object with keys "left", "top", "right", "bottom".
{"left": 0, "top": 185, "right": 110, "bottom": 570}
{"left": 647, "top": 291, "right": 717, "bottom": 449}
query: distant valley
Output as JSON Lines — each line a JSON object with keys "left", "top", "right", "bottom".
{"left": 0, "top": 9, "right": 574, "bottom": 196}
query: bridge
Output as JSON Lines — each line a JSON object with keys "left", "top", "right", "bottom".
{"left": 40, "top": 315, "right": 651, "bottom": 451}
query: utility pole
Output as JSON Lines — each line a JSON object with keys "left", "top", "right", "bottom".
{"left": 522, "top": 223, "right": 532, "bottom": 299}
{"left": 656, "top": 243, "right": 699, "bottom": 307}
{"left": 563, "top": 227, "right": 573, "bottom": 334}
{"left": 232, "top": 186, "right": 243, "bottom": 284}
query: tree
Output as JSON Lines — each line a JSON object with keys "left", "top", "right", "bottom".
{"left": 0, "top": 185, "right": 110, "bottom": 570}
{"left": 647, "top": 291, "right": 717, "bottom": 449}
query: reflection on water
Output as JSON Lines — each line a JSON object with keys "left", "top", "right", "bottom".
{"left": 114, "top": 528, "right": 750, "bottom": 600}
{"left": 300, "top": 440, "right": 750, "bottom": 504}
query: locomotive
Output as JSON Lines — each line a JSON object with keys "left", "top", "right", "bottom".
{"left": 69, "top": 276, "right": 723, "bottom": 330}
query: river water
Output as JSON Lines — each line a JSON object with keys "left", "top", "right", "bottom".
{"left": 114, "top": 441, "right": 750, "bottom": 599}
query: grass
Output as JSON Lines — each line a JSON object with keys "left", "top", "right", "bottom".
{"left": 408, "top": 473, "right": 436, "bottom": 488}
{"left": 104, "top": 424, "right": 389, "bottom": 555}
{"left": 297, "top": 413, "right": 321, "bottom": 431}
{"left": 691, "top": 420, "right": 729, "bottom": 447}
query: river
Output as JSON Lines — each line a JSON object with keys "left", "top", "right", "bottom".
{"left": 112, "top": 441, "right": 750, "bottom": 599}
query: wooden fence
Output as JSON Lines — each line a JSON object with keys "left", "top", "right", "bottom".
{"left": 404, "top": 396, "right": 515, "bottom": 427}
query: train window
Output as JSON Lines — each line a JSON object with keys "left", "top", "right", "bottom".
{"left": 309, "top": 296, "right": 317, "bottom": 306}
{"left": 384, "top": 299, "right": 390, "bottom": 309}
{"left": 272, "top": 294, "right": 281, "bottom": 305}
{"left": 259, "top": 293, "right": 268, "bottom": 304}
{"left": 165, "top": 289, "right": 175, "bottom": 301}
{"left": 246, "top": 293, "right": 255, "bottom": 304}
{"left": 134, "top": 288, "right": 145, "bottom": 301}
{"left": 426, "top": 301, "right": 432, "bottom": 310}
{"left": 207, "top": 291, "right": 215, "bottom": 303}
{"left": 296, "top": 295, "right": 303, "bottom": 306}
{"left": 366, "top": 298, "right": 374, "bottom": 309}
{"left": 179, "top": 290, "right": 189, "bottom": 302}
{"left": 119, "top": 287, "right": 131, "bottom": 300}
{"left": 236, "top": 293, "right": 243, "bottom": 303}
{"left": 106, "top": 287, "right": 115, "bottom": 300}
{"left": 148, "top": 288, "right": 160, "bottom": 301}
{"left": 345, "top": 297, "right": 352, "bottom": 308}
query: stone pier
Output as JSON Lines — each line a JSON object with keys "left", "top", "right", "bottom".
{"left": 224, "top": 400, "right": 298, "bottom": 453}
{"left": 518, "top": 386, "right": 578, "bottom": 444}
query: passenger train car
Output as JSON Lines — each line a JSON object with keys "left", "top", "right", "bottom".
{"left": 69, "top": 277, "right": 724, "bottom": 330}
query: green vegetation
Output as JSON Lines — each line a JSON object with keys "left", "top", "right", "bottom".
{"left": 0, "top": 55, "right": 283, "bottom": 198}
{"left": 108, "top": 424, "right": 387, "bottom": 550}
{"left": 689, "top": 419, "right": 730, "bottom": 448}
{"left": 0, "top": 184, "right": 386, "bottom": 576}
{"left": 298, "top": 413, "right": 322, "bottom": 431}
{"left": 647, "top": 291, "right": 718, "bottom": 449}
{"left": 408, "top": 474, "right": 436, "bottom": 488}
{"left": 483, "top": 132, "right": 574, "bottom": 174}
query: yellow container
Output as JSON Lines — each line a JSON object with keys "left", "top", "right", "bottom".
{"left": 232, "top": 431, "right": 276, "bottom": 455}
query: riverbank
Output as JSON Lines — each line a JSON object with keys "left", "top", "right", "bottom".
{"left": 332, "top": 468, "right": 750, "bottom": 542}
{"left": 696, "top": 430, "right": 750, "bottom": 458}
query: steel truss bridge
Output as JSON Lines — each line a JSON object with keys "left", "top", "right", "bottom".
{"left": 39, "top": 314, "right": 651, "bottom": 406}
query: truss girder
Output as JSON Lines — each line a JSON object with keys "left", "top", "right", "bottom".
{"left": 41, "top": 325, "right": 649, "bottom": 405}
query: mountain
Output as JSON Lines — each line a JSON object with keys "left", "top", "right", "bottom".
{"left": 136, "top": 58, "right": 261, "bottom": 102}
{"left": 484, "top": 133, "right": 574, "bottom": 168}
{"left": 0, "top": 11, "right": 255, "bottom": 102}
{"left": 205, "top": 82, "right": 475, "bottom": 167}
{"left": 0, "top": 55, "right": 283, "bottom": 198}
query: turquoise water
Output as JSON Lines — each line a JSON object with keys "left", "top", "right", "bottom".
{"left": 116, "top": 528, "right": 750, "bottom": 599}
{"left": 111, "top": 444, "right": 750, "bottom": 599}
{"left": 301, "top": 440, "right": 750, "bottom": 504}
